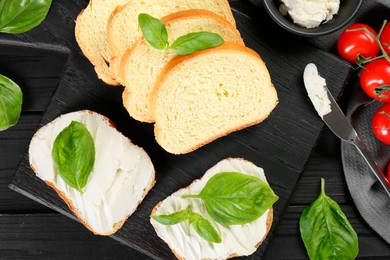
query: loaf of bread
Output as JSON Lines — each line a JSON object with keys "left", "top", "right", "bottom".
{"left": 106, "top": 0, "right": 236, "bottom": 84}
{"left": 75, "top": 0, "right": 129, "bottom": 86}
{"left": 151, "top": 158, "right": 274, "bottom": 260}
{"left": 150, "top": 42, "right": 278, "bottom": 154}
{"left": 121, "top": 9, "right": 244, "bottom": 123}
{"left": 28, "top": 110, "right": 155, "bottom": 235}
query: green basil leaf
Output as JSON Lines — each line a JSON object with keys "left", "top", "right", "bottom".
{"left": 52, "top": 121, "right": 95, "bottom": 192}
{"left": 170, "top": 32, "right": 224, "bottom": 55}
{"left": 300, "top": 179, "right": 358, "bottom": 260}
{"left": 183, "top": 172, "right": 278, "bottom": 225}
{"left": 0, "top": 74, "right": 23, "bottom": 131}
{"left": 152, "top": 207, "right": 221, "bottom": 243}
{"left": 138, "top": 13, "right": 168, "bottom": 50}
{"left": 189, "top": 212, "right": 222, "bottom": 243}
{"left": 152, "top": 209, "right": 189, "bottom": 225}
{"left": 0, "top": 0, "right": 52, "bottom": 34}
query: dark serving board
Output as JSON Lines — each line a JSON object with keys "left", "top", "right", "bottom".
{"left": 6, "top": 0, "right": 353, "bottom": 259}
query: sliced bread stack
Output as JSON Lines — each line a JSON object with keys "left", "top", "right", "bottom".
{"left": 75, "top": 0, "right": 278, "bottom": 155}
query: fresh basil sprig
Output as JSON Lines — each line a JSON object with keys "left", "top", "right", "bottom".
{"left": 182, "top": 172, "right": 278, "bottom": 225}
{"left": 52, "top": 121, "right": 95, "bottom": 193}
{"left": 300, "top": 178, "right": 358, "bottom": 260}
{"left": 138, "top": 13, "right": 224, "bottom": 55}
{"left": 152, "top": 206, "right": 221, "bottom": 243}
{"left": 0, "top": 74, "right": 23, "bottom": 131}
{"left": 0, "top": 0, "right": 53, "bottom": 34}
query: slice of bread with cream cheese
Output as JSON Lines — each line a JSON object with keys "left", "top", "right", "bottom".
{"left": 29, "top": 110, "right": 155, "bottom": 235}
{"left": 151, "top": 158, "right": 275, "bottom": 259}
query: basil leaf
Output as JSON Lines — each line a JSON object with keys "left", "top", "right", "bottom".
{"left": 151, "top": 209, "right": 189, "bottom": 225}
{"left": 300, "top": 179, "right": 358, "bottom": 260}
{"left": 0, "top": 74, "right": 23, "bottom": 131}
{"left": 0, "top": 0, "right": 52, "bottom": 34}
{"left": 152, "top": 207, "right": 221, "bottom": 243}
{"left": 170, "top": 32, "right": 224, "bottom": 55}
{"left": 52, "top": 121, "right": 95, "bottom": 192}
{"left": 138, "top": 13, "right": 168, "bottom": 50}
{"left": 183, "top": 172, "right": 278, "bottom": 225}
{"left": 189, "top": 212, "right": 222, "bottom": 243}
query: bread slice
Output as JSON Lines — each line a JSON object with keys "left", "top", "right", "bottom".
{"left": 121, "top": 9, "right": 244, "bottom": 123}
{"left": 151, "top": 158, "right": 274, "bottom": 260}
{"left": 29, "top": 110, "right": 155, "bottom": 235}
{"left": 150, "top": 42, "right": 278, "bottom": 154}
{"left": 75, "top": 0, "right": 129, "bottom": 86}
{"left": 106, "top": 0, "right": 236, "bottom": 83}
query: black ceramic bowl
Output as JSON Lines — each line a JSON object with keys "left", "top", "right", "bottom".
{"left": 263, "top": 0, "right": 363, "bottom": 37}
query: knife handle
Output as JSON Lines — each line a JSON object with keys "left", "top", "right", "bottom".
{"left": 353, "top": 136, "right": 390, "bottom": 197}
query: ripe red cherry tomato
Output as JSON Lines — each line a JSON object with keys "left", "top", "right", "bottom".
{"left": 360, "top": 58, "right": 390, "bottom": 102}
{"left": 337, "top": 23, "right": 380, "bottom": 64}
{"left": 380, "top": 22, "right": 390, "bottom": 56}
{"left": 372, "top": 102, "right": 390, "bottom": 144}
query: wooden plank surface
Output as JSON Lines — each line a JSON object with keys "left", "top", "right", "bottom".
{"left": 0, "top": 0, "right": 389, "bottom": 259}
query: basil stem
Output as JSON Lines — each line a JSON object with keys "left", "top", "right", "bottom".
{"left": 52, "top": 121, "right": 95, "bottom": 193}
{"left": 182, "top": 172, "right": 278, "bottom": 225}
{"left": 300, "top": 178, "right": 359, "bottom": 260}
{"left": 0, "top": 74, "right": 23, "bottom": 131}
{"left": 152, "top": 206, "right": 221, "bottom": 243}
{"left": 0, "top": 0, "right": 52, "bottom": 34}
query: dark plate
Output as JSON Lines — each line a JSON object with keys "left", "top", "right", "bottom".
{"left": 341, "top": 83, "right": 390, "bottom": 245}
{"left": 7, "top": 0, "right": 352, "bottom": 259}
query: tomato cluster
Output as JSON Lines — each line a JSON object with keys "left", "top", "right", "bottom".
{"left": 337, "top": 21, "right": 390, "bottom": 179}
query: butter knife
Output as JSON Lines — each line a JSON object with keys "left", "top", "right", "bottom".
{"left": 303, "top": 63, "right": 390, "bottom": 197}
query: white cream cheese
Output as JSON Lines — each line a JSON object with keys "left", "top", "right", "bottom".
{"left": 151, "top": 158, "right": 272, "bottom": 260}
{"left": 29, "top": 110, "right": 155, "bottom": 235}
{"left": 303, "top": 63, "right": 332, "bottom": 118}
{"left": 280, "top": 0, "right": 340, "bottom": 28}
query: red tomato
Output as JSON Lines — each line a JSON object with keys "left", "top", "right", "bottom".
{"left": 360, "top": 58, "right": 390, "bottom": 102}
{"left": 380, "top": 22, "right": 390, "bottom": 56}
{"left": 372, "top": 102, "right": 390, "bottom": 144}
{"left": 337, "top": 23, "right": 380, "bottom": 64}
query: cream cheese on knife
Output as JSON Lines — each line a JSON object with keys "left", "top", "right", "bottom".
{"left": 303, "top": 63, "right": 332, "bottom": 118}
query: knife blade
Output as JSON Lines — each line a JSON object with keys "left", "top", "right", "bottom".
{"left": 303, "top": 63, "right": 390, "bottom": 197}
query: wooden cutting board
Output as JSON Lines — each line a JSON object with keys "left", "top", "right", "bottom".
{"left": 8, "top": 1, "right": 353, "bottom": 259}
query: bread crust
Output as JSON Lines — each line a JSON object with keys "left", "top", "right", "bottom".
{"left": 150, "top": 42, "right": 278, "bottom": 154}
{"left": 150, "top": 157, "right": 274, "bottom": 259}
{"left": 29, "top": 110, "right": 156, "bottom": 235}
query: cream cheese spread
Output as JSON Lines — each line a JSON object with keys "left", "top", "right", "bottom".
{"left": 303, "top": 63, "right": 332, "bottom": 118}
{"left": 151, "top": 158, "right": 271, "bottom": 260}
{"left": 29, "top": 110, "right": 155, "bottom": 235}
{"left": 280, "top": 0, "right": 340, "bottom": 28}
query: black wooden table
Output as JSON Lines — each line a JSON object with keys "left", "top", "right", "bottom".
{"left": 1, "top": 0, "right": 390, "bottom": 259}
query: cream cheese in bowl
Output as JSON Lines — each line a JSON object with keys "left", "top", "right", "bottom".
{"left": 279, "top": 0, "right": 340, "bottom": 28}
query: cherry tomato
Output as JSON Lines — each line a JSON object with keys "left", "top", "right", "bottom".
{"left": 337, "top": 23, "right": 380, "bottom": 64}
{"left": 372, "top": 102, "right": 390, "bottom": 144}
{"left": 360, "top": 58, "right": 390, "bottom": 102}
{"left": 380, "top": 22, "right": 390, "bottom": 56}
